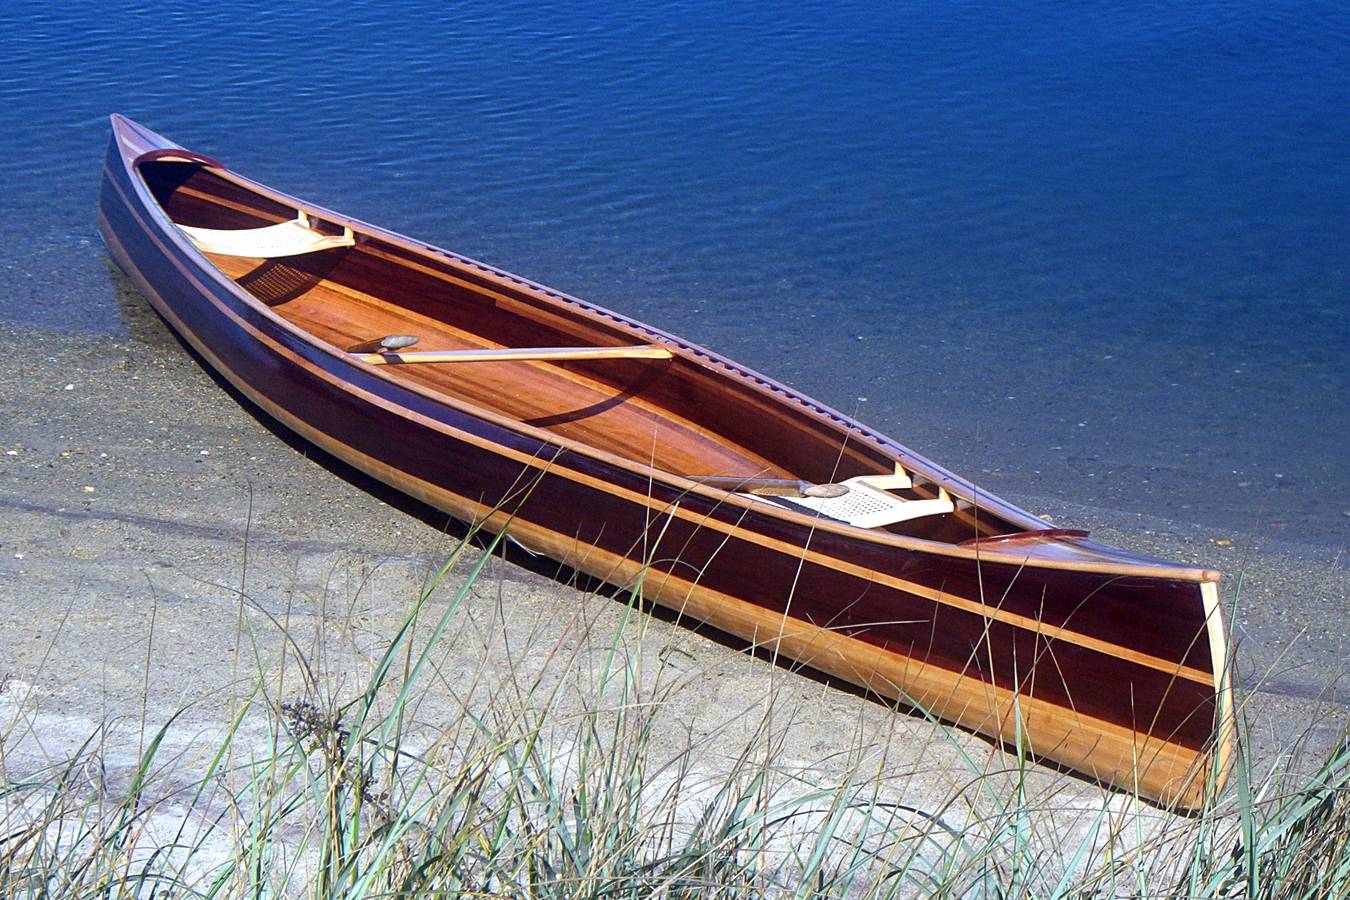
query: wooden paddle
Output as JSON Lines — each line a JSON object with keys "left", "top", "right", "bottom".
{"left": 353, "top": 344, "right": 673, "bottom": 365}
{"left": 347, "top": 334, "right": 419, "bottom": 354}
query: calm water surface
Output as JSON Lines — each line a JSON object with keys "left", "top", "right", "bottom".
{"left": 2, "top": 0, "right": 1347, "bottom": 549}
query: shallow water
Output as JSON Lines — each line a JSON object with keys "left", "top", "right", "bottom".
{"left": 2, "top": 0, "right": 1346, "bottom": 549}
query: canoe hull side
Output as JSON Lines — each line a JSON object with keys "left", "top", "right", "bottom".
{"left": 97, "top": 123, "right": 1231, "bottom": 809}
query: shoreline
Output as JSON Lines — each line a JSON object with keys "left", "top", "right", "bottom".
{"left": 4, "top": 238, "right": 1347, "bottom": 554}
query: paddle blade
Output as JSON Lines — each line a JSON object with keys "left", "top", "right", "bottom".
{"left": 347, "top": 334, "right": 419, "bottom": 354}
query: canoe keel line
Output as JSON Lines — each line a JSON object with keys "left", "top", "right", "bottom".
{"left": 98, "top": 115, "right": 1234, "bottom": 809}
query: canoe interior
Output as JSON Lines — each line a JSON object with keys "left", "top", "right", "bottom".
{"left": 141, "top": 159, "right": 1030, "bottom": 543}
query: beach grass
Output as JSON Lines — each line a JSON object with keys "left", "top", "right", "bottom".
{"left": 2, "top": 523, "right": 1347, "bottom": 898}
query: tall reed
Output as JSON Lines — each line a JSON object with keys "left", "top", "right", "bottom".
{"left": 1, "top": 523, "right": 1346, "bottom": 898}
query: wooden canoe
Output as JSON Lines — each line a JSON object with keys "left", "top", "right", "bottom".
{"left": 98, "top": 114, "right": 1233, "bottom": 809}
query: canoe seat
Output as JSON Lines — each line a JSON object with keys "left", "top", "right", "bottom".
{"left": 179, "top": 212, "right": 354, "bottom": 258}
{"left": 747, "top": 465, "right": 953, "bottom": 528}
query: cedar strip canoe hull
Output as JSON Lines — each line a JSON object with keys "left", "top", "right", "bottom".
{"left": 98, "top": 115, "right": 1233, "bottom": 809}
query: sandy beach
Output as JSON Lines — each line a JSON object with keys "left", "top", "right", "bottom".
{"left": 3, "top": 269, "right": 1345, "bottom": 822}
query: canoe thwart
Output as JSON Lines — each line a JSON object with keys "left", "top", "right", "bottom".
{"left": 178, "top": 211, "right": 354, "bottom": 258}
{"left": 355, "top": 344, "right": 675, "bottom": 365}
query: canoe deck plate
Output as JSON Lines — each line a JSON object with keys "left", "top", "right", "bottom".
{"left": 178, "top": 213, "right": 354, "bottom": 258}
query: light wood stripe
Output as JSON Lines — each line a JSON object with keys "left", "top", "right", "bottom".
{"left": 1200, "top": 580, "right": 1236, "bottom": 779}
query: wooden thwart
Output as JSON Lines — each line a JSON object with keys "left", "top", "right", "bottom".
{"left": 354, "top": 344, "right": 674, "bottom": 365}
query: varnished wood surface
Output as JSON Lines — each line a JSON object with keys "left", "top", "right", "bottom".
{"left": 99, "top": 114, "right": 1234, "bottom": 809}
{"left": 202, "top": 250, "right": 792, "bottom": 480}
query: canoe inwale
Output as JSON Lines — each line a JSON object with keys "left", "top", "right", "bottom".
{"left": 98, "top": 115, "right": 1234, "bottom": 810}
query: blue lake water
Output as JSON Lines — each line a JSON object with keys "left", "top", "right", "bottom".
{"left": 2, "top": 0, "right": 1347, "bottom": 550}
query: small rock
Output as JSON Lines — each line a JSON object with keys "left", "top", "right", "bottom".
{"left": 82, "top": 486, "right": 95, "bottom": 493}
{"left": 63, "top": 383, "right": 74, "bottom": 391}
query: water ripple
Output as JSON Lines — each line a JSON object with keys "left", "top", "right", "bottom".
{"left": 1, "top": 0, "right": 1347, "bottom": 543}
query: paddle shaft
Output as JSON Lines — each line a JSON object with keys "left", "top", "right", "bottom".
{"left": 355, "top": 344, "right": 673, "bottom": 365}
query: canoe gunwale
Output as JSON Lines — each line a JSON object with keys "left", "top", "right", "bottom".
{"left": 109, "top": 115, "right": 1221, "bottom": 584}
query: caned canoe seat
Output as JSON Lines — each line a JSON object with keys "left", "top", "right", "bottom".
{"left": 178, "top": 212, "right": 354, "bottom": 258}
{"left": 747, "top": 465, "right": 954, "bottom": 528}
